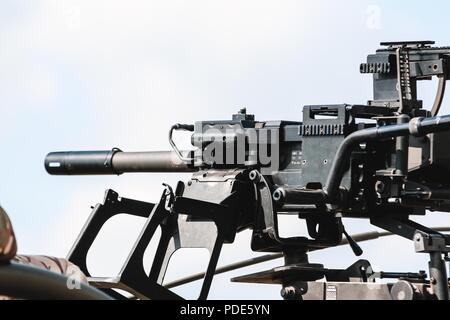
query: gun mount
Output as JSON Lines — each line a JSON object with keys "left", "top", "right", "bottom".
{"left": 45, "top": 41, "right": 450, "bottom": 300}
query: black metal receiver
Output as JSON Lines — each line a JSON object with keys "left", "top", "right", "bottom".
{"left": 46, "top": 41, "right": 450, "bottom": 300}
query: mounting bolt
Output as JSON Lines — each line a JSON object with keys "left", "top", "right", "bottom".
{"left": 280, "top": 286, "right": 302, "bottom": 300}
{"left": 273, "top": 188, "right": 286, "bottom": 203}
{"left": 249, "top": 170, "right": 261, "bottom": 182}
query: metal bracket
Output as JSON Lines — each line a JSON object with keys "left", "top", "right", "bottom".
{"left": 67, "top": 171, "right": 245, "bottom": 300}
{"left": 371, "top": 216, "right": 450, "bottom": 300}
{"left": 414, "top": 231, "right": 449, "bottom": 253}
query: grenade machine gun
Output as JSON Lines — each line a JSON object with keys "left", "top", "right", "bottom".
{"left": 46, "top": 41, "right": 450, "bottom": 300}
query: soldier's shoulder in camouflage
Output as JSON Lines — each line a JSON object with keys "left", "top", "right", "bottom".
{"left": 0, "top": 205, "right": 17, "bottom": 261}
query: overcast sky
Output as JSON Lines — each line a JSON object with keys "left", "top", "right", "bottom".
{"left": 1, "top": 0, "right": 450, "bottom": 299}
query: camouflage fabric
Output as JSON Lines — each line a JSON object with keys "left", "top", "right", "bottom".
{"left": 13, "top": 255, "right": 88, "bottom": 284}
{"left": 0, "top": 205, "right": 88, "bottom": 299}
{"left": 0, "top": 206, "right": 17, "bottom": 261}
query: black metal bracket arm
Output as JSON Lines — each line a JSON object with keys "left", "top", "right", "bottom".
{"left": 371, "top": 216, "right": 450, "bottom": 300}
{"left": 67, "top": 189, "right": 155, "bottom": 279}
{"left": 67, "top": 189, "right": 182, "bottom": 299}
{"left": 67, "top": 183, "right": 242, "bottom": 300}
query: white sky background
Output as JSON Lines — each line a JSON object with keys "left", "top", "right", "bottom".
{"left": 1, "top": 0, "right": 450, "bottom": 299}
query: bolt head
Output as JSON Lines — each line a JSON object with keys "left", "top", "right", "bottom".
{"left": 249, "top": 170, "right": 261, "bottom": 182}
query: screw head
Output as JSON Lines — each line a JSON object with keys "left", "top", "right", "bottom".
{"left": 280, "top": 286, "right": 301, "bottom": 300}
{"left": 249, "top": 170, "right": 261, "bottom": 182}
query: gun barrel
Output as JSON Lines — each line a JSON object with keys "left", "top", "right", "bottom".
{"left": 45, "top": 150, "right": 195, "bottom": 175}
